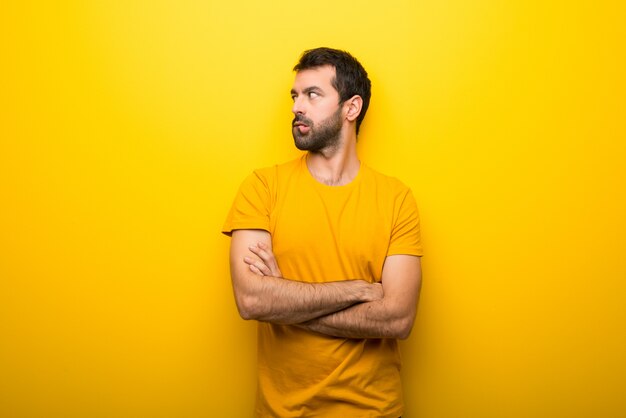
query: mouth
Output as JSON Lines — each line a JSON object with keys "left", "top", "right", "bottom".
{"left": 293, "top": 122, "right": 311, "bottom": 134}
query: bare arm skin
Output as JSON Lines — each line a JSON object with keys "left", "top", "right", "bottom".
{"left": 297, "top": 255, "right": 422, "bottom": 339}
{"left": 229, "top": 229, "right": 383, "bottom": 324}
{"left": 245, "top": 241, "right": 422, "bottom": 339}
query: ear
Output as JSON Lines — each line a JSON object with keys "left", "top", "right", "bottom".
{"left": 343, "top": 95, "right": 363, "bottom": 123}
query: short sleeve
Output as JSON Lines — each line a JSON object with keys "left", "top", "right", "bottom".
{"left": 387, "top": 189, "right": 423, "bottom": 257}
{"left": 221, "top": 171, "right": 272, "bottom": 236}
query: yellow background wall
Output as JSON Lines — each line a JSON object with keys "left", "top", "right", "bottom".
{"left": 1, "top": 1, "right": 625, "bottom": 417}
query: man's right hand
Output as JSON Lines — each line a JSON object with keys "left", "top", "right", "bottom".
{"left": 364, "top": 281, "right": 384, "bottom": 302}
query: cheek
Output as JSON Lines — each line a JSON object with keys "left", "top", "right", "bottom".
{"left": 320, "top": 104, "right": 342, "bottom": 120}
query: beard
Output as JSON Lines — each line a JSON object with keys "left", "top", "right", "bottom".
{"left": 292, "top": 107, "right": 343, "bottom": 153}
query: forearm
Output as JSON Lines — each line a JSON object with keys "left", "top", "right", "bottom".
{"left": 298, "top": 298, "right": 414, "bottom": 340}
{"left": 236, "top": 275, "right": 380, "bottom": 324}
{"left": 235, "top": 234, "right": 421, "bottom": 338}
{"left": 299, "top": 255, "right": 422, "bottom": 340}
{"left": 230, "top": 230, "right": 383, "bottom": 325}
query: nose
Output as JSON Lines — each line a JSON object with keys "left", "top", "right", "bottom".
{"left": 291, "top": 96, "right": 305, "bottom": 116}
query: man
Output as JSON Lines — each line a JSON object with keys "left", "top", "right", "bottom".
{"left": 222, "top": 47, "right": 423, "bottom": 417}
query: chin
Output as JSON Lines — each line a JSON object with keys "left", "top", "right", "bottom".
{"left": 294, "top": 140, "right": 311, "bottom": 151}
{"left": 293, "top": 134, "right": 310, "bottom": 151}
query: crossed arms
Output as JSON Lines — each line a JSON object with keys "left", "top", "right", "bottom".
{"left": 229, "top": 229, "right": 422, "bottom": 340}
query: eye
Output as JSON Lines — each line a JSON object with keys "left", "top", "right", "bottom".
{"left": 291, "top": 94, "right": 297, "bottom": 101}
{"left": 308, "top": 91, "right": 319, "bottom": 99}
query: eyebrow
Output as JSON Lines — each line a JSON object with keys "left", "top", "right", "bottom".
{"left": 291, "top": 86, "right": 323, "bottom": 95}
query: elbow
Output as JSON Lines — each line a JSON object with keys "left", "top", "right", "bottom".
{"left": 237, "top": 306, "right": 254, "bottom": 321}
{"left": 394, "top": 316, "right": 415, "bottom": 340}
{"left": 235, "top": 293, "right": 261, "bottom": 321}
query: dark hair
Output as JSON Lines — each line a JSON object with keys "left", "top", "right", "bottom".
{"left": 293, "top": 47, "right": 371, "bottom": 135}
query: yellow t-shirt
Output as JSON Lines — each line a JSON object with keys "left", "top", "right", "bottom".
{"left": 223, "top": 155, "right": 422, "bottom": 417}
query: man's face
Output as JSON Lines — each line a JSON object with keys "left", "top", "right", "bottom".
{"left": 290, "top": 66, "right": 344, "bottom": 152}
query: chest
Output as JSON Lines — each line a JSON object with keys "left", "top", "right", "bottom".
{"left": 269, "top": 185, "right": 393, "bottom": 282}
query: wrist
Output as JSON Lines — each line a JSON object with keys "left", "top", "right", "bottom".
{"left": 358, "top": 280, "right": 382, "bottom": 302}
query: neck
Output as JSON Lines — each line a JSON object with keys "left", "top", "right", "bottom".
{"left": 306, "top": 129, "right": 360, "bottom": 186}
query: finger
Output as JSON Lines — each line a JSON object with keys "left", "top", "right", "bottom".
{"left": 251, "top": 259, "right": 272, "bottom": 276}
{"left": 248, "top": 245, "right": 272, "bottom": 262}
{"left": 257, "top": 242, "right": 277, "bottom": 262}
{"left": 248, "top": 245, "right": 268, "bottom": 257}
{"left": 247, "top": 246, "right": 281, "bottom": 277}
{"left": 249, "top": 264, "right": 264, "bottom": 276}
{"left": 244, "top": 256, "right": 271, "bottom": 274}
{"left": 246, "top": 258, "right": 271, "bottom": 275}
{"left": 250, "top": 242, "right": 276, "bottom": 261}
{"left": 256, "top": 243, "right": 281, "bottom": 273}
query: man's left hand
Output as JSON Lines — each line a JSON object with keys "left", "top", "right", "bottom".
{"left": 244, "top": 242, "right": 283, "bottom": 278}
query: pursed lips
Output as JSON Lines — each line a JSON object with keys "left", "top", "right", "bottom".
{"left": 293, "top": 120, "right": 311, "bottom": 134}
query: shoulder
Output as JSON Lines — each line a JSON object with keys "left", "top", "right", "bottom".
{"left": 245, "top": 158, "right": 300, "bottom": 187}
{"left": 250, "top": 156, "right": 303, "bottom": 183}
{"left": 361, "top": 163, "right": 412, "bottom": 197}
